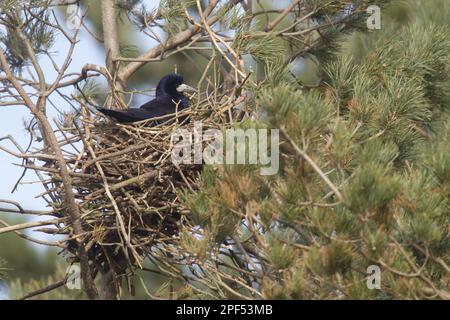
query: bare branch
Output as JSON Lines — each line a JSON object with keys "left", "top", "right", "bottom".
{"left": 118, "top": 0, "right": 242, "bottom": 83}
{"left": 0, "top": 46, "right": 99, "bottom": 300}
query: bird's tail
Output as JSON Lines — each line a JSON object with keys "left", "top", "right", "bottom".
{"left": 96, "top": 107, "right": 124, "bottom": 121}
{"left": 97, "top": 107, "right": 116, "bottom": 116}
{"left": 96, "top": 108, "right": 143, "bottom": 123}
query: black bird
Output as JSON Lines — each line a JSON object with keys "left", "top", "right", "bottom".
{"left": 97, "top": 74, "right": 195, "bottom": 124}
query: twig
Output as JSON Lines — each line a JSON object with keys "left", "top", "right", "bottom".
{"left": 280, "top": 127, "right": 344, "bottom": 202}
{"left": 19, "top": 277, "right": 68, "bottom": 300}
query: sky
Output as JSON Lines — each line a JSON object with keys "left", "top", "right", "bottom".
{"left": 0, "top": 0, "right": 296, "bottom": 243}
{"left": 0, "top": 37, "right": 102, "bottom": 209}
{"left": 0, "top": 0, "right": 214, "bottom": 216}
{"left": 0, "top": 2, "right": 166, "bottom": 214}
{"left": 0, "top": 8, "right": 107, "bottom": 238}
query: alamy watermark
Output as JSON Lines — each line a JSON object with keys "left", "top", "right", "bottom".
{"left": 171, "top": 122, "right": 279, "bottom": 175}
{"left": 366, "top": 265, "right": 381, "bottom": 290}
{"left": 66, "top": 2, "right": 82, "bottom": 30}
{"left": 65, "top": 264, "right": 81, "bottom": 290}
{"left": 367, "top": 5, "right": 381, "bottom": 30}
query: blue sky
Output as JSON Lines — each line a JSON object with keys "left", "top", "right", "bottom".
{"left": 0, "top": 1, "right": 160, "bottom": 213}
{"left": 0, "top": 2, "right": 168, "bottom": 245}
{"left": 0, "top": 11, "right": 105, "bottom": 224}
{"left": 0, "top": 0, "right": 292, "bottom": 239}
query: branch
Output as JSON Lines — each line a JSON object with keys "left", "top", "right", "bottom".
{"left": 19, "top": 277, "right": 68, "bottom": 300}
{"left": 264, "top": 0, "right": 302, "bottom": 31}
{"left": 101, "top": 0, "right": 120, "bottom": 75}
{"left": 0, "top": 47, "right": 99, "bottom": 300}
{"left": 0, "top": 199, "right": 54, "bottom": 215}
{"left": 280, "top": 127, "right": 344, "bottom": 203}
{"left": 0, "top": 218, "right": 64, "bottom": 234}
{"left": 118, "top": 0, "right": 242, "bottom": 83}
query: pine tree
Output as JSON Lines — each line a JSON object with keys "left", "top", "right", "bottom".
{"left": 1, "top": 0, "right": 448, "bottom": 300}
{"left": 181, "top": 0, "right": 450, "bottom": 299}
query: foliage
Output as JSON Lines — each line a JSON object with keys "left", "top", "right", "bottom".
{"left": 0, "top": 0, "right": 448, "bottom": 300}
{"left": 180, "top": 0, "right": 450, "bottom": 299}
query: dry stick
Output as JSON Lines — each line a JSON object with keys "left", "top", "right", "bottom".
{"left": 46, "top": 22, "right": 80, "bottom": 94}
{"left": 0, "top": 219, "right": 66, "bottom": 248}
{"left": 118, "top": 0, "right": 242, "bottom": 83}
{"left": 265, "top": 0, "right": 302, "bottom": 31}
{"left": 0, "top": 48, "right": 99, "bottom": 300}
{"left": 390, "top": 237, "right": 448, "bottom": 300}
{"left": 86, "top": 169, "right": 163, "bottom": 199}
{"left": 76, "top": 123, "right": 143, "bottom": 269}
{"left": 212, "top": 265, "right": 263, "bottom": 299}
{"left": 15, "top": 31, "right": 45, "bottom": 106}
{"left": 81, "top": 63, "right": 109, "bottom": 80}
{"left": 81, "top": 13, "right": 104, "bottom": 43}
{"left": 433, "top": 258, "right": 450, "bottom": 274}
{"left": 0, "top": 145, "right": 56, "bottom": 160}
{"left": 230, "top": 235, "right": 263, "bottom": 278}
{"left": 0, "top": 198, "right": 55, "bottom": 215}
{"left": 17, "top": 231, "right": 66, "bottom": 248}
{"left": 0, "top": 217, "right": 64, "bottom": 234}
{"left": 53, "top": 120, "right": 81, "bottom": 155}
{"left": 1, "top": 130, "right": 50, "bottom": 196}
{"left": 275, "top": 7, "right": 320, "bottom": 35}
{"left": 19, "top": 277, "right": 68, "bottom": 300}
{"left": 16, "top": 163, "right": 119, "bottom": 182}
{"left": 0, "top": 198, "right": 27, "bottom": 213}
{"left": 195, "top": 50, "right": 217, "bottom": 89}
{"left": 34, "top": 0, "right": 79, "bottom": 7}
{"left": 206, "top": 267, "right": 256, "bottom": 300}
{"left": 196, "top": 0, "right": 246, "bottom": 80}
{"left": 280, "top": 127, "right": 344, "bottom": 203}
{"left": 83, "top": 141, "right": 153, "bottom": 168}
{"left": 0, "top": 207, "right": 54, "bottom": 216}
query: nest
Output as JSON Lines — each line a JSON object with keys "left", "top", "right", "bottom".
{"left": 38, "top": 88, "right": 247, "bottom": 285}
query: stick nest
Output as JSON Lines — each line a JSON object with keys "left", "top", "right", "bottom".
{"left": 45, "top": 90, "right": 245, "bottom": 278}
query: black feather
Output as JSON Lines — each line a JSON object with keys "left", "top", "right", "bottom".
{"left": 96, "top": 108, "right": 155, "bottom": 123}
{"left": 97, "top": 74, "right": 191, "bottom": 124}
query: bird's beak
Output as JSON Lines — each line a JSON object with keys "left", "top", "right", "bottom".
{"left": 176, "top": 83, "right": 196, "bottom": 93}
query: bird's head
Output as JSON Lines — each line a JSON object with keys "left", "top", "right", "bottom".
{"left": 156, "top": 73, "right": 196, "bottom": 98}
